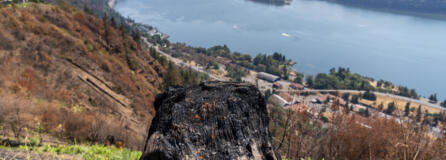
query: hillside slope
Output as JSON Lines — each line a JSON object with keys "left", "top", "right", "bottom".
{"left": 0, "top": 3, "right": 165, "bottom": 149}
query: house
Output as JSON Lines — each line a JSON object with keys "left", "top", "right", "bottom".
{"left": 269, "top": 94, "right": 290, "bottom": 106}
{"left": 313, "top": 94, "right": 346, "bottom": 106}
{"left": 279, "top": 93, "right": 299, "bottom": 104}
{"left": 290, "top": 83, "right": 304, "bottom": 90}
{"left": 257, "top": 72, "right": 280, "bottom": 82}
{"left": 314, "top": 94, "right": 331, "bottom": 104}
{"left": 269, "top": 93, "right": 299, "bottom": 106}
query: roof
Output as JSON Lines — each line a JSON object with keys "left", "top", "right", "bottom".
{"left": 279, "top": 93, "right": 294, "bottom": 102}
{"left": 290, "top": 83, "right": 304, "bottom": 89}
{"left": 316, "top": 94, "right": 346, "bottom": 105}
{"left": 269, "top": 94, "right": 289, "bottom": 106}
{"left": 257, "top": 72, "right": 280, "bottom": 82}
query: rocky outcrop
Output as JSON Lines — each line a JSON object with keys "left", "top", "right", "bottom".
{"left": 141, "top": 82, "right": 281, "bottom": 160}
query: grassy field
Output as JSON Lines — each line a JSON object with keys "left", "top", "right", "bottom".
{"left": 0, "top": 144, "right": 141, "bottom": 160}
{"left": 360, "top": 94, "right": 441, "bottom": 114}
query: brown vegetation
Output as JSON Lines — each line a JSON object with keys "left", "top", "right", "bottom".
{"left": 0, "top": 3, "right": 165, "bottom": 149}
{"left": 269, "top": 105, "right": 446, "bottom": 160}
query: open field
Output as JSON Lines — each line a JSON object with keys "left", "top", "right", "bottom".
{"left": 360, "top": 94, "right": 442, "bottom": 114}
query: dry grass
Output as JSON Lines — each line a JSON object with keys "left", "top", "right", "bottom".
{"left": 0, "top": 3, "right": 166, "bottom": 149}
{"left": 360, "top": 94, "right": 441, "bottom": 114}
{"left": 269, "top": 105, "right": 446, "bottom": 160}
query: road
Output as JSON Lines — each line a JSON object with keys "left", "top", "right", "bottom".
{"left": 287, "top": 89, "right": 446, "bottom": 111}
{"left": 144, "top": 41, "right": 444, "bottom": 112}
{"left": 144, "top": 41, "right": 227, "bottom": 81}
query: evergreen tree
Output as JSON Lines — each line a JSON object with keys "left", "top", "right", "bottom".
{"left": 441, "top": 100, "right": 446, "bottom": 108}
{"left": 386, "top": 102, "right": 396, "bottom": 115}
{"left": 282, "top": 66, "right": 288, "bottom": 80}
{"left": 351, "top": 95, "right": 359, "bottom": 104}
{"left": 404, "top": 102, "right": 411, "bottom": 117}
{"left": 365, "top": 107, "right": 370, "bottom": 117}
{"left": 164, "top": 61, "right": 183, "bottom": 87}
{"left": 294, "top": 73, "right": 304, "bottom": 84}
{"left": 344, "top": 101, "right": 350, "bottom": 114}
{"left": 305, "top": 75, "right": 314, "bottom": 87}
{"left": 342, "top": 93, "right": 350, "bottom": 101}
{"left": 429, "top": 93, "right": 438, "bottom": 103}
{"left": 378, "top": 102, "right": 384, "bottom": 111}
{"left": 416, "top": 105, "right": 422, "bottom": 122}
{"left": 264, "top": 89, "right": 272, "bottom": 103}
{"left": 423, "top": 110, "right": 430, "bottom": 125}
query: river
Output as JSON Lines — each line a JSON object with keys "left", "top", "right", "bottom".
{"left": 115, "top": 0, "right": 446, "bottom": 99}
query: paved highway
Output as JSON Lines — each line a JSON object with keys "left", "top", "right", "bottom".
{"left": 288, "top": 89, "right": 445, "bottom": 111}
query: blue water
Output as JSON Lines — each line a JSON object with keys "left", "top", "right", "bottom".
{"left": 115, "top": 0, "right": 446, "bottom": 99}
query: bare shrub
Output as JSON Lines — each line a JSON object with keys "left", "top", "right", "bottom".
{"left": 270, "top": 105, "right": 446, "bottom": 160}
{"left": 62, "top": 110, "right": 94, "bottom": 141}
{"left": 0, "top": 95, "right": 33, "bottom": 139}
{"left": 40, "top": 103, "right": 62, "bottom": 132}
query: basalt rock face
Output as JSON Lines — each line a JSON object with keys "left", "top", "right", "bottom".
{"left": 141, "top": 82, "right": 281, "bottom": 160}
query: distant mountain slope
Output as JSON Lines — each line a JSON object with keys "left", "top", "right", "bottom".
{"left": 324, "top": 0, "right": 446, "bottom": 15}
{"left": 249, "top": 0, "right": 292, "bottom": 6}
{"left": 0, "top": 3, "right": 165, "bottom": 149}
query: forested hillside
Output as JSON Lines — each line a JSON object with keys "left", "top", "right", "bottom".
{"left": 325, "top": 0, "right": 446, "bottom": 15}
{"left": 0, "top": 2, "right": 165, "bottom": 149}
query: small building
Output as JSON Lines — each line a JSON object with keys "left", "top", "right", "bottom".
{"left": 269, "top": 94, "right": 290, "bottom": 106}
{"left": 257, "top": 72, "right": 280, "bottom": 82}
{"left": 279, "top": 93, "right": 299, "bottom": 104}
{"left": 290, "top": 83, "right": 304, "bottom": 90}
{"left": 269, "top": 93, "right": 299, "bottom": 107}
{"left": 314, "top": 94, "right": 331, "bottom": 104}
{"left": 313, "top": 94, "right": 346, "bottom": 106}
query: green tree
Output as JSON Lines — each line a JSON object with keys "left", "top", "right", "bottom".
{"left": 351, "top": 95, "right": 360, "bottom": 104}
{"left": 416, "top": 105, "right": 422, "bottom": 122}
{"left": 364, "top": 107, "right": 370, "bottom": 117}
{"left": 294, "top": 73, "right": 304, "bottom": 84}
{"left": 126, "top": 54, "right": 138, "bottom": 71}
{"left": 305, "top": 75, "right": 313, "bottom": 87}
{"left": 428, "top": 93, "right": 438, "bottom": 103}
{"left": 441, "top": 100, "right": 446, "bottom": 108}
{"left": 404, "top": 102, "right": 411, "bottom": 117}
{"left": 423, "top": 110, "right": 431, "bottom": 125}
{"left": 378, "top": 102, "right": 384, "bottom": 111}
{"left": 149, "top": 47, "right": 159, "bottom": 60}
{"left": 344, "top": 100, "right": 350, "bottom": 114}
{"left": 282, "top": 66, "right": 288, "bottom": 80}
{"left": 342, "top": 93, "right": 350, "bottom": 101}
{"left": 362, "top": 90, "right": 377, "bottom": 101}
{"left": 163, "top": 61, "right": 183, "bottom": 87}
{"left": 264, "top": 89, "right": 272, "bottom": 103}
{"left": 386, "top": 102, "right": 396, "bottom": 115}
